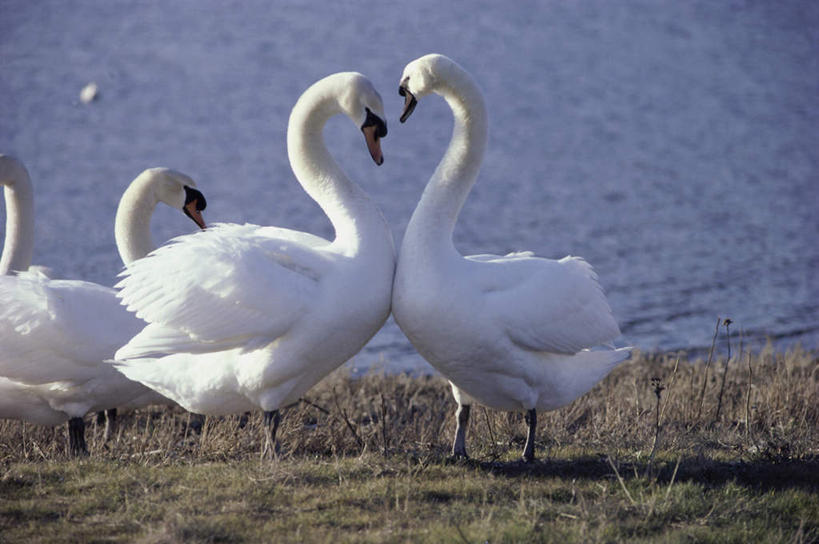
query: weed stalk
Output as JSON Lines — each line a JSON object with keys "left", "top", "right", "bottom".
{"left": 745, "top": 352, "right": 754, "bottom": 442}
{"left": 647, "top": 377, "right": 666, "bottom": 478}
{"left": 696, "top": 317, "right": 722, "bottom": 424}
{"left": 713, "top": 318, "right": 733, "bottom": 424}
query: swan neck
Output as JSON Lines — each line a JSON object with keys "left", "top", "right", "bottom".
{"left": 408, "top": 67, "right": 488, "bottom": 252}
{"left": 114, "top": 175, "right": 161, "bottom": 265}
{"left": 0, "top": 165, "right": 35, "bottom": 274}
{"left": 286, "top": 86, "right": 387, "bottom": 254}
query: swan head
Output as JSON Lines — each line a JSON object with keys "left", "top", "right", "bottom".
{"left": 0, "top": 154, "right": 30, "bottom": 188}
{"left": 337, "top": 73, "right": 388, "bottom": 165}
{"left": 398, "top": 54, "right": 455, "bottom": 123}
{"left": 141, "top": 167, "right": 208, "bottom": 230}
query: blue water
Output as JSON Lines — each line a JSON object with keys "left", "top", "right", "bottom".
{"left": 1, "top": 1, "right": 817, "bottom": 372}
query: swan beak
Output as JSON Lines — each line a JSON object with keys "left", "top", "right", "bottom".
{"left": 184, "top": 201, "right": 207, "bottom": 229}
{"left": 398, "top": 84, "right": 417, "bottom": 123}
{"left": 183, "top": 186, "right": 207, "bottom": 230}
{"left": 361, "top": 108, "right": 387, "bottom": 165}
{"left": 362, "top": 125, "right": 384, "bottom": 165}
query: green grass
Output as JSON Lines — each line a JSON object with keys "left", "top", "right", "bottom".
{"left": 1, "top": 345, "right": 817, "bottom": 542}
{"left": 2, "top": 454, "right": 816, "bottom": 543}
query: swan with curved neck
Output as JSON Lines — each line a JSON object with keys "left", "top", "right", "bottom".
{"left": 0, "top": 156, "right": 206, "bottom": 273}
{"left": 114, "top": 72, "right": 395, "bottom": 457}
{"left": 392, "top": 54, "right": 631, "bottom": 462}
{"left": 0, "top": 155, "right": 35, "bottom": 274}
{"left": 115, "top": 167, "right": 207, "bottom": 264}
{"left": 0, "top": 159, "right": 207, "bottom": 455}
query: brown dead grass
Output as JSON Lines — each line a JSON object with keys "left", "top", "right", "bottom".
{"left": 0, "top": 345, "right": 816, "bottom": 543}
{"left": 0, "top": 344, "right": 816, "bottom": 465}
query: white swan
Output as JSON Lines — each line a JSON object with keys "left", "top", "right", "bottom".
{"left": 0, "top": 155, "right": 207, "bottom": 455}
{"left": 0, "top": 155, "right": 35, "bottom": 276}
{"left": 114, "top": 72, "right": 395, "bottom": 456}
{"left": 392, "top": 54, "right": 631, "bottom": 462}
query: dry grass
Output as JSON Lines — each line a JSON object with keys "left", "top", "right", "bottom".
{"left": 0, "top": 345, "right": 817, "bottom": 542}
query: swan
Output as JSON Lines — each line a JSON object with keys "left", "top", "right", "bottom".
{"left": 391, "top": 54, "right": 631, "bottom": 462}
{"left": 0, "top": 155, "right": 207, "bottom": 455}
{"left": 0, "top": 155, "right": 35, "bottom": 276}
{"left": 114, "top": 72, "right": 394, "bottom": 457}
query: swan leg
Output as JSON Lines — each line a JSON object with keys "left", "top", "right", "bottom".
{"left": 68, "top": 417, "right": 88, "bottom": 457}
{"left": 451, "top": 403, "right": 471, "bottom": 459}
{"left": 261, "top": 410, "right": 281, "bottom": 459}
{"left": 522, "top": 409, "right": 537, "bottom": 463}
{"left": 237, "top": 411, "right": 252, "bottom": 429}
{"left": 102, "top": 408, "right": 117, "bottom": 443}
{"left": 188, "top": 413, "right": 205, "bottom": 434}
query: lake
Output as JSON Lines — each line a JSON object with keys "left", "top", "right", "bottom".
{"left": 1, "top": 0, "right": 817, "bottom": 372}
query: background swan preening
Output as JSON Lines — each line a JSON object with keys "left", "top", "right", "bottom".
{"left": 392, "top": 54, "right": 631, "bottom": 461}
{"left": 114, "top": 72, "right": 394, "bottom": 457}
{"left": 0, "top": 157, "right": 207, "bottom": 455}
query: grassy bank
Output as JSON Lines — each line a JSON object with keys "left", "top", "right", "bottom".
{"left": 1, "top": 345, "right": 817, "bottom": 542}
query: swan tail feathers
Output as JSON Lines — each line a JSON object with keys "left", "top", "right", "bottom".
{"left": 111, "top": 357, "right": 183, "bottom": 408}
{"left": 575, "top": 346, "right": 632, "bottom": 382}
{"left": 553, "top": 345, "right": 631, "bottom": 389}
{"left": 113, "top": 353, "right": 252, "bottom": 416}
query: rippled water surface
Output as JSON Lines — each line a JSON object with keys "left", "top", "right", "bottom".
{"left": 1, "top": 1, "right": 817, "bottom": 371}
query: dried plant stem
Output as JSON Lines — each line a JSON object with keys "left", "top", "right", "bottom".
{"left": 380, "top": 392, "right": 389, "bottom": 457}
{"left": 184, "top": 412, "right": 192, "bottom": 443}
{"left": 331, "top": 386, "right": 363, "bottom": 450}
{"left": 482, "top": 406, "right": 498, "bottom": 459}
{"left": 713, "top": 319, "right": 733, "bottom": 424}
{"left": 300, "top": 398, "right": 331, "bottom": 415}
{"left": 659, "top": 356, "right": 680, "bottom": 423}
{"left": 647, "top": 377, "right": 666, "bottom": 478}
{"left": 453, "top": 523, "right": 471, "bottom": 544}
{"left": 607, "top": 456, "right": 636, "bottom": 506}
{"left": 745, "top": 351, "right": 754, "bottom": 440}
{"left": 696, "top": 317, "right": 721, "bottom": 423}
{"left": 198, "top": 416, "right": 209, "bottom": 452}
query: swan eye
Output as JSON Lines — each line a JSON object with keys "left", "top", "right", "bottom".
{"left": 398, "top": 76, "right": 410, "bottom": 96}
{"left": 362, "top": 108, "right": 387, "bottom": 138}
{"left": 184, "top": 186, "right": 207, "bottom": 211}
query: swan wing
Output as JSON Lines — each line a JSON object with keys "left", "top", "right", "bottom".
{"left": 478, "top": 254, "right": 621, "bottom": 353}
{"left": 116, "top": 223, "right": 328, "bottom": 359}
{"left": 0, "top": 272, "right": 142, "bottom": 384}
{"left": 467, "top": 251, "right": 534, "bottom": 263}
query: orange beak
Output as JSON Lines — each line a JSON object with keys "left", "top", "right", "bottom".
{"left": 362, "top": 124, "right": 384, "bottom": 165}
{"left": 184, "top": 200, "right": 207, "bottom": 229}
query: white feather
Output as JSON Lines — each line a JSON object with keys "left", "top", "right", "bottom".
{"left": 0, "top": 162, "right": 201, "bottom": 425}
{"left": 393, "top": 55, "right": 632, "bottom": 421}
{"left": 114, "top": 73, "right": 395, "bottom": 418}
